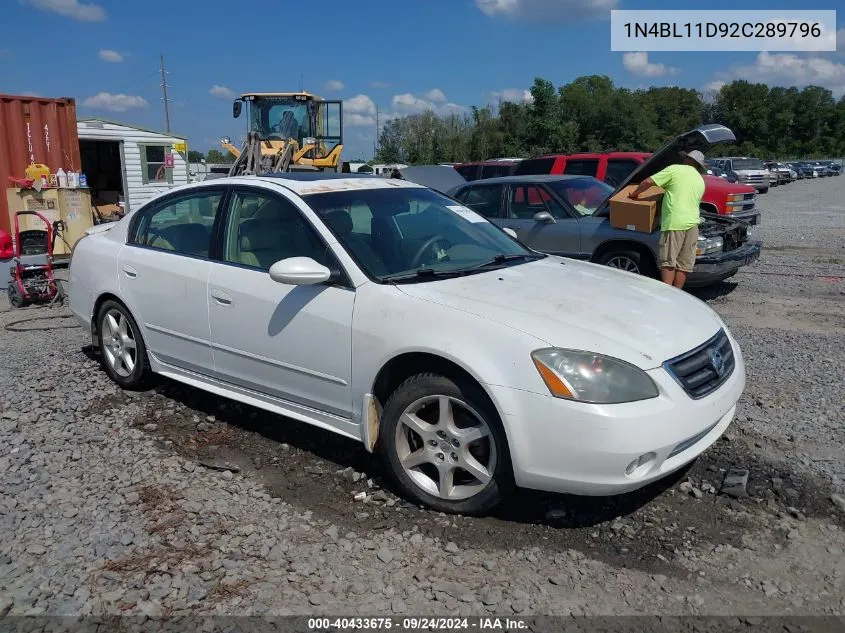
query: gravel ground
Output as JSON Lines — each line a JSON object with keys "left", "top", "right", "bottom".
{"left": 1, "top": 176, "right": 844, "bottom": 618}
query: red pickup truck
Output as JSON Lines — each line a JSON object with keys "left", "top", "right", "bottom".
{"left": 513, "top": 152, "right": 760, "bottom": 225}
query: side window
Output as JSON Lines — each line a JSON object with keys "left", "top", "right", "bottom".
{"left": 562, "top": 159, "right": 599, "bottom": 177}
{"left": 456, "top": 165, "right": 479, "bottom": 181}
{"left": 140, "top": 144, "right": 174, "bottom": 184}
{"left": 223, "top": 190, "right": 328, "bottom": 271}
{"left": 509, "top": 186, "right": 567, "bottom": 219}
{"left": 131, "top": 190, "right": 222, "bottom": 258}
{"left": 604, "top": 159, "right": 640, "bottom": 187}
{"left": 458, "top": 185, "right": 504, "bottom": 218}
{"left": 480, "top": 164, "right": 514, "bottom": 179}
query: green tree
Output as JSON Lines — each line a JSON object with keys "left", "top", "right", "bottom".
{"left": 205, "top": 149, "right": 226, "bottom": 163}
{"left": 187, "top": 150, "right": 205, "bottom": 162}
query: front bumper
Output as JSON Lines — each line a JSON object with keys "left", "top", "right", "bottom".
{"left": 488, "top": 330, "right": 745, "bottom": 496}
{"left": 688, "top": 240, "right": 761, "bottom": 286}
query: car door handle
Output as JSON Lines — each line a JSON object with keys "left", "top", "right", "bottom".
{"left": 122, "top": 265, "right": 138, "bottom": 279}
{"left": 210, "top": 290, "right": 233, "bottom": 306}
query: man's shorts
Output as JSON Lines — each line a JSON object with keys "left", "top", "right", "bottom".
{"left": 659, "top": 226, "right": 699, "bottom": 273}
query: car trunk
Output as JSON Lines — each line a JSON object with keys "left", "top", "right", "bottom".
{"left": 596, "top": 124, "right": 750, "bottom": 256}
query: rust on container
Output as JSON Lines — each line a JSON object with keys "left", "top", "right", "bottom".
{"left": 0, "top": 94, "right": 81, "bottom": 236}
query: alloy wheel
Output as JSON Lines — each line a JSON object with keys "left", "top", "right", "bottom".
{"left": 101, "top": 308, "right": 137, "bottom": 378}
{"left": 605, "top": 255, "right": 641, "bottom": 274}
{"left": 395, "top": 395, "right": 496, "bottom": 501}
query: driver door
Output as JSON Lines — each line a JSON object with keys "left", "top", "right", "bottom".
{"left": 207, "top": 186, "right": 356, "bottom": 423}
{"left": 500, "top": 184, "right": 582, "bottom": 258}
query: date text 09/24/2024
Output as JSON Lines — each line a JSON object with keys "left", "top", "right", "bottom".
{"left": 307, "top": 617, "right": 528, "bottom": 630}
{"left": 623, "top": 22, "right": 822, "bottom": 39}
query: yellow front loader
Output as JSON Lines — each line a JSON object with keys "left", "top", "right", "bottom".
{"left": 222, "top": 92, "right": 345, "bottom": 176}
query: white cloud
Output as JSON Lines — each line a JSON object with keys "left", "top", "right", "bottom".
{"left": 97, "top": 49, "right": 123, "bottom": 63}
{"left": 81, "top": 92, "right": 148, "bottom": 112}
{"left": 345, "top": 94, "right": 377, "bottom": 115}
{"left": 347, "top": 113, "right": 376, "bottom": 127}
{"left": 392, "top": 91, "right": 466, "bottom": 115}
{"left": 488, "top": 88, "right": 534, "bottom": 104}
{"left": 324, "top": 79, "right": 345, "bottom": 91}
{"left": 209, "top": 85, "right": 236, "bottom": 99}
{"left": 474, "top": 0, "right": 615, "bottom": 22}
{"left": 370, "top": 81, "right": 389, "bottom": 89}
{"left": 622, "top": 52, "right": 679, "bottom": 77}
{"left": 717, "top": 51, "right": 845, "bottom": 97}
{"left": 423, "top": 88, "right": 447, "bottom": 103}
{"left": 704, "top": 80, "right": 725, "bottom": 93}
{"left": 23, "top": 0, "right": 105, "bottom": 22}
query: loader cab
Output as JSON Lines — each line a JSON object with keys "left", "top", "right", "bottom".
{"left": 233, "top": 92, "right": 343, "bottom": 163}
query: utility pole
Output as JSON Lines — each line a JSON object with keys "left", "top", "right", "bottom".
{"left": 159, "top": 54, "right": 171, "bottom": 133}
{"left": 375, "top": 104, "right": 380, "bottom": 156}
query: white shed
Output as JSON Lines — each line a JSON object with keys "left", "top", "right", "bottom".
{"left": 77, "top": 118, "right": 189, "bottom": 214}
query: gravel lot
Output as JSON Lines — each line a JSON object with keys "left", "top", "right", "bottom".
{"left": 1, "top": 176, "right": 844, "bottom": 618}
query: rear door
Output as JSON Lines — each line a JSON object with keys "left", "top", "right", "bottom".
{"left": 118, "top": 186, "right": 226, "bottom": 374}
{"left": 500, "top": 184, "right": 581, "bottom": 257}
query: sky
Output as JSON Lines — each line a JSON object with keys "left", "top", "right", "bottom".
{"left": 1, "top": 0, "right": 843, "bottom": 160}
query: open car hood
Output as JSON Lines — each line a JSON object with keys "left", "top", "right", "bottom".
{"left": 397, "top": 165, "right": 467, "bottom": 195}
{"left": 597, "top": 124, "right": 736, "bottom": 213}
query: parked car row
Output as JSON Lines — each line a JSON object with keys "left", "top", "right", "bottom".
{"left": 69, "top": 123, "right": 750, "bottom": 515}
{"left": 784, "top": 160, "right": 841, "bottom": 179}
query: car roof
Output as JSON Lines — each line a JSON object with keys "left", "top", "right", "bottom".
{"left": 454, "top": 175, "right": 595, "bottom": 186}
{"left": 243, "top": 173, "right": 424, "bottom": 195}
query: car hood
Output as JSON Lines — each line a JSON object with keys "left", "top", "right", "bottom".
{"left": 397, "top": 257, "right": 723, "bottom": 370}
{"left": 397, "top": 165, "right": 467, "bottom": 195}
{"left": 702, "top": 174, "right": 755, "bottom": 194}
{"left": 598, "top": 124, "right": 736, "bottom": 212}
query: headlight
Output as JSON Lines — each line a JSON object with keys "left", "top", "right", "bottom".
{"left": 531, "top": 349, "right": 659, "bottom": 404}
{"left": 696, "top": 235, "right": 723, "bottom": 255}
{"left": 726, "top": 193, "right": 746, "bottom": 204}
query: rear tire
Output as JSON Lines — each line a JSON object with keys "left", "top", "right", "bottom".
{"left": 760, "top": 187, "right": 769, "bottom": 194}
{"left": 96, "top": 300, "right": 152, "bottom": 390}
{"left": 379, "top": 373, "right": 513, "bottom": 515}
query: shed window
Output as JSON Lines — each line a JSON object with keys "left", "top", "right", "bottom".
{"left": 140, "top": 144, "right": 174, "bottom": 184}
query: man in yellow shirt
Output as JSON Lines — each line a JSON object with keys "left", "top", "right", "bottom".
{"left": 629, "top": 150, "right": 706, "bottom": 289}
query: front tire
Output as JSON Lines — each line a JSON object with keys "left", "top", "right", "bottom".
{"left": 596, "top": 249, "right": 656, "bottom": 278}
{"left": 96, "top": 300, "right": 152, "bottom": 390}
{"left": 379, "top": 373, "right": 513, "bottom": 515}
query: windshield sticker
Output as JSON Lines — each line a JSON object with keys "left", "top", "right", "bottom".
{"left": 447, "top": 205, "right": 485, "bottom": 223}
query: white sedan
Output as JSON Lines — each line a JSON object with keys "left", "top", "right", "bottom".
{"left": 68, "top": 174, "right": 745, "bottom": 515}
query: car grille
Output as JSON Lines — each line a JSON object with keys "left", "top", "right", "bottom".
{"left": 742, "top": 175, "right": 766, "bottom": 183}
{"left": 663, "top": 329, "right": 735, "bottom": 399}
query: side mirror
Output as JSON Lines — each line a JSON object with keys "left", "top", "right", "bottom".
{"left": 268, "top": 257, "right": 331, "bottom": 285}
{"left": 233, "top": 100, "right": 242, "bottom": 119}
{"left": 503, "top": 227, "right": 518, "bottom": 239}
{"left": 533, "top": 211, "right": 556, "bottom": 225}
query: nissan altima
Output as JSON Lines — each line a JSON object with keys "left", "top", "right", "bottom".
{"left": 68, "top": 173, "right": 745, "bottom": 515}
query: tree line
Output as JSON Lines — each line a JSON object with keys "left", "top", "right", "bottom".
{"left": 375, "top": 76, "right": 845, "bottom": 165}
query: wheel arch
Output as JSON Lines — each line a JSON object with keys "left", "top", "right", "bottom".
{"left": 367, "top": 351, "right": 511, "bottom": 456}
{"left": 591, "top": 239, "right": 659, "bottom": 277}
{"left": 699, "top": 201, "right": 719, "bottom": 215}
{"left": 91, "top": 292, "right": 129, "bottom": 348}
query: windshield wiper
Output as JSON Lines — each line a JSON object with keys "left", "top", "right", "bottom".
{"left": 383, "top": 267, "right": 473, "bottom": 284}
{"left": 463, "top": 252, "right": 545, "bottom": 270}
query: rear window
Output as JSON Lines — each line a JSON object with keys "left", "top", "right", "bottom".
{"left": 514, "top": 157, "right": 556, "bottom": 175}
{"left": 562, "top": 159, "right": 599, "bottom": 177}
{"left": 455, "top": 184, "right": 504, "bottom": 218}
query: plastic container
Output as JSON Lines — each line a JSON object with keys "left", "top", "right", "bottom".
{"left": 79, "top": 173, "right": 88, "bottom": 188}
{"left": 67, "top": 172, "right": 79, "bottom": 188}
{"left": 56, "top": 168, "right": 68, "bottom": 188}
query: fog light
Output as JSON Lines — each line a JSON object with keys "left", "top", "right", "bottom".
{"left": 625, "top": 452, "right": 657, "bottom": 477}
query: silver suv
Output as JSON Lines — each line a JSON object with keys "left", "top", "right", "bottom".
{"left": 714, "top": 157, "right": 770, "bottom": 193}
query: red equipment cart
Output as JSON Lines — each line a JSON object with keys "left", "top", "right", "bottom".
{"left": 6, "top": 211, "right": 61, "bottom": 309}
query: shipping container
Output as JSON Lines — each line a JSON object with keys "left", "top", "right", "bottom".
{"left": 0, "top": 94, "right": 82, "bottom": 235}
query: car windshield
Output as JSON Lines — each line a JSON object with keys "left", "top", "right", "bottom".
{"left": 304, "top": 186, "right": 542, "bottom": 282}
{"left": 732, "top": 158, "right": 764, "bottom": 170}
{"left": 546, "top": 178, "right": 615, "bottom": 216}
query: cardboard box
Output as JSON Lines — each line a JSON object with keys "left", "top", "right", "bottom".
{"left": 609, "top": 184, "right": 663, "bottom": 233}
